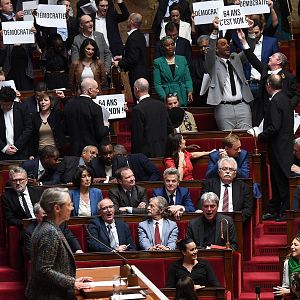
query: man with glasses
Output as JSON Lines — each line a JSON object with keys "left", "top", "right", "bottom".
{"left": 87, "top": 198, "right": 136, "bottom": 252}
{"left": 2, "top": 167, "right": 42, "bottom": 228}
{"left": 200, "top": 157, "right": 252, "bottom": 223}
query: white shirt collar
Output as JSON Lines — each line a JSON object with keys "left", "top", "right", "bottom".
{"left": 137, "top": 94, "right": 150, "bottom": 104}
{"left": 128, "top": 28, "right": 137, "bottom": 36}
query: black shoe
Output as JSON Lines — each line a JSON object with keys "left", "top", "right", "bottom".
{"left": 275, "top": 215, "right": 287, "bottom": 222}
{"left": 262, "top": 213, "right": 278, "bottom": 220}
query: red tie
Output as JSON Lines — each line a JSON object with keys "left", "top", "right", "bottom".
{"left": 154, "top": 222, "right": 161, "bottom": 245}
{"left": 222, "top": 185, "right": 229, "bottom": 212}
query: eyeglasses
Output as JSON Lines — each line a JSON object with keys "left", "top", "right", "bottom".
{"left": 166, "top": 92, "right": 178, "bottom": 98}
{"left": 100, "top": 205, "right": 114, "bottom": 211}
{"left": 11, "top": 178, "right": 27, "bottom": 183}
{"left": 219, "top": 167, "right": 236, "bottom": 172}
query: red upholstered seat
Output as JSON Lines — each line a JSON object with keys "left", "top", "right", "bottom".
{"left": 127, "top": 222, "right": 139, "bottom": 247}
{"left": 193, "top": 114, "right": 218, "bottom": 131}
{"left": 69, "top": 225, "right": 87, "bottom": 252}
{"left": 7, "top": 226, "right": 21, "bottom": 269}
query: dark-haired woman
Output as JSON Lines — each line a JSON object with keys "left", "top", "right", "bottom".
{"left": 164, "top": 133, "right": 213, "bottom": 180}
{"left": 30, "top": 91, "right": 64, "bottom": 158}
{"left": 175, "top": 276, "right": 198, "bottom": 300}
{"left": 69, "top": 166, "right": 103, "bottom": 217}
{"left": 166, "top": 238, "right": 220, "bottom": 289}
{"left": 153, "top": 36, "right": 193, "bottom": 107}
{"left": 69, "top": 38, "right": 106, "bottom": 95}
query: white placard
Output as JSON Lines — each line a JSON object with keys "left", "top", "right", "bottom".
{"left": 23, "top": 1, "right": 37, "bottom": 21}
{"left": 35, "top": 4, "right": 66, "bottom": 28}
{"left": 193, "top": 1, "right": 222, "bottom": 25}
{"left": 0, "top": 80, "right": 16, "bottom": 91}
{"left": 80, "top": 2, "right": 97, "bottom": 14}
{"left": 2, "top": 21, "right": 35, "bottom": 44}
{"left": 94, "top": 94, "right": 126, "bottom": 120}
{"left": 239, "top": 0, "right": 269, "bottom": 15}
{"left": 218, "top": 5, "right": 249, "bottom": 30}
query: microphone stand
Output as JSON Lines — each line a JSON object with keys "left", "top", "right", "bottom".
{"left": 220, "top": 218, "right": 231, "bottom": 249}
{"left": 84, "top": 225, "right": 138, "bottom": 286}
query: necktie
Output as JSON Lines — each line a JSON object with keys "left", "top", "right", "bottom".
{"left": 227, "top": 60, "right": 237, "bottom": 96}
{"left": 125, "top": 190, "right": 133, "bottom": 206}
{"left": 20, "top": 193, "right": 31, "bottom": 217}
{"left": 154, "top": 222, "right": 161, "bottom": 245}
{"left": 222, "top": 184, "right": 229, "bottom": 212}
{"left": 169, "top": 194, "right": 174, "bottom": 205}
{"left": 107, "top": 224, "right": 117, "bottom": 249}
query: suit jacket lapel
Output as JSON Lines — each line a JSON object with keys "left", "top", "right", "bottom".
{"left": 162, "top": 219, "right": 169, "bottom": 245}
{"left": 147, "top": 219, "right": 154, "bottom": 245}
{"left": 232, "top": 181, "right": 238, "bottom": 210}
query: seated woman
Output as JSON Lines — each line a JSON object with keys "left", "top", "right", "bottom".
{"left": 69, "top": 165, "right": 103, "bottom": 217}
{"left": 30, "top": 91, "right": 64, "bottom": 158}
{"left": 274, "top": 236, "right": 300, "bottom": 298}
{"left": 69, "top": 38, "right": 106, "bottom": 95}
{"left": 166, "top": 238, "right": 220, "bottom": 289}
{"left": 166, "top": 93, "right": 197, "bottom": 132}
{"left": 164, "top": 133, "right": 213, "bottom": 180}
{"left": 175, "top": 276, "right": 198, "bottom": 300}
{"left": 153, "top": 35, "right": 193, "bottom": 107}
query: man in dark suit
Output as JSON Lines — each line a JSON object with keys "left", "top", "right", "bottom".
{"left": 154, "top": 21, "right": 192, "bottom": 65}
{"left": 206, "top": 134, "right": 249, "bottom": 179}
{"left": 91, "top": 0, "right": 128, "bottom": 57}
{"left": 114, "top": 144, "right": 161, "bottom": 181}
{"left": 238, "top": 30, "right": 299, "bottom": 126}
{"left": 152, "top": 0, "right": 191, "bottom": 37}
{"left": 0, "top": 0, "right": 23, "bottom": 22}
{"left": 87, "top": 198, "right": 136, "bottom": 252}
{"left": 152, "top": 168, "right": 195, "bottom": 219}
{"left": 131, "top": 78, "right": 173, "bottom": 158}
{"left": 0, "top": 86, "right": 32, "bottom": 160}
{"left": 109, "top": 167, "right": 148, "bottom": 214}
{"left": 187, "top": 192, "right": 238, "bottom": 251}
{"left": 201, "top": 157, "right": 252, "bottom": 223}
{"left": 22, "top": 202, "right": 82, "bottom": 258}
{"left": 112, "top": 13, "right": 148, "bottom": 98}
{"left": 258, "top": 75, "right": 294, "bottom": 222}
{"left": 57, "top": 145, "right": 99, "bottom": 184}
{"left": 64, "top": 78, "right": 109, "bottom": 156}
{"left": 2, "top": 166, "right": 42, "bottom": 228}
{"left": 21, "top": 145, "right": 61, "bottom": 186}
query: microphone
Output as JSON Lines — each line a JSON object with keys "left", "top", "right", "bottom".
{"left": 220, "top": 218, "right": 231, "bottom": 249}
{"left": 84, "top": 224, "right": 138, "bottom": 286}
{"left": 255, "top": 286, "right": 260, "bottom": 300}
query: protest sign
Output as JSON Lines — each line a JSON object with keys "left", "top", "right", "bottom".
{"left": 193, "top": 1, "right": 222, "bottom": 25}
{"left": 0, "top": 80, "right": 17, "bottom": 91}
{"left": 2, "top": 21, "right": 34, "bottom": 44}
{"left": 218, "top": 5, "right": 249, "bottom": 30}
{"left": 94, "top": 94, "right": 126, "bottom": 120}
{"left": 23, "top": 1, "right": 37, "bottom": 21}
{"left": 239, "top": 0, "right": 269, "bottom": 15}
{"left": 35, "top": 4, "right": 66, "bottom": 28}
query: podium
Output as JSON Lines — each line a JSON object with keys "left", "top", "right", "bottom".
{"left": 76, "top": 265, "right": 168, "bottom": 300}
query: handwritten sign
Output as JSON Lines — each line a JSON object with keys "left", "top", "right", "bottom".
{"left": 239, "top": 0, "right": 269, "bottom": 15}
{"left": 35, "top": 4, "right": 66, "bottom": 28}
{"left": 23, "top": 1, "right": 37, "bottom": 21}
{"left": 94, "top": 94, "right": 126, "bottom": 120}
{"left": 218, "top": 5, "right": 249, "bottom": 30}
{"left": 193, "top": 1, "right": 222, "bottom": 25}
{"left": 2, "top": 21, "right": 35, "bottom": 44}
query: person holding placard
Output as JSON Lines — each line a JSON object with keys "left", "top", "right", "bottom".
{"left": 69, "top": 38, "right": 106, "bottom": 95}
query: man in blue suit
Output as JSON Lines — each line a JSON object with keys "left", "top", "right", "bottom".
{"left": 87, "top": 198, "right": 136, "bottom": 252}
{"left": 152, "top": 168, "right": 195, "bottom": 219}
{"left": 206, "top": 134, "right": 249, "bottom": 179}
{"left": 138, "top": 196, "right": 178, "bottom": 250}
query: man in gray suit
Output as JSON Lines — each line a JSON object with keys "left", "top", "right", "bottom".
{"left": 138, "top": 196, "right": 178, "bottom": 250}
{"left": 71, "top": 14, "right": 112, "bottom": 74}
{"left": 205, "top": 18, "right": 255, "bottom": 130}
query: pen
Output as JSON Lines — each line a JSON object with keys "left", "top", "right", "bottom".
{"left": 125, "top": 244, "right": 130, "bottom": 248}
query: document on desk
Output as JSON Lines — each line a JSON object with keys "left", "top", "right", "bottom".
{"left": 117, "top": 294, "right": 145, "bottom": 299}
{"left": 88, "top": 280, "right": 127, "bottom": 287}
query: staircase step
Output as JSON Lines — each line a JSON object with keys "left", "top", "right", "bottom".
{"left": 243, "top": 256, "right": 279, "bottom": 272}
{"left": 263, "top": 220, "right": 287, "bottom": 235}
{"left": 0, "top": 267, "right": 23, "bottom": 282}
{"left": 0, "top": 281, "right": 25, "bottom": 300}
{"left": 237, "top": 291, "right": 275, "bottom": 300}
{"left": 254, "top": 234, "right": 287, "bottom": 256}
{"left": 243, "top": 272, "right": 280, "bottom": 292}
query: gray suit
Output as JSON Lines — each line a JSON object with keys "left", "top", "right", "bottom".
{"left": 138, "top": 218, "right": 178, "bottom": 250}
{"left": 205, "top": 36, "right": 254, "bottom": 130}
{"left": 71, "top": 31, "right": 112, "bottom": 73}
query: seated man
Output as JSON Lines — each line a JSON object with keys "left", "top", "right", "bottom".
{"left": 152, "top": 168, "right": 195, "bottom": 219}
{"left": 87, "top": 198, "right": 136, "bottom": 252}
{"left": 113, "top": 144, "right": 161, "bottom": 181}
{"left": 57, "top": 145, "right": 99, "bottom": 184}
{"left": 206, "top": 134, "right": 249, "bottom": 179}
{"left": 201, "top": 157, "right": 252, "bottom": 223}
{"left": 21, "top": 145, "right": 60, "bottom": 186}
{"left": 108, "top": 167, "right": 148, "bottom": 214}
{"left": 22, "top": 203, "right": 82, "bottom": 258}
{"left": 138, "top": 196, "right": 178, "bottom": 250}
{"left": 187, "top": 192, "right": 238, "bottom": 251}
{"left": 291, "top": 138, "right": 300, "bottom": 175}
{"left": 2, "top": 166, "right": 42, "bottom": 228}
